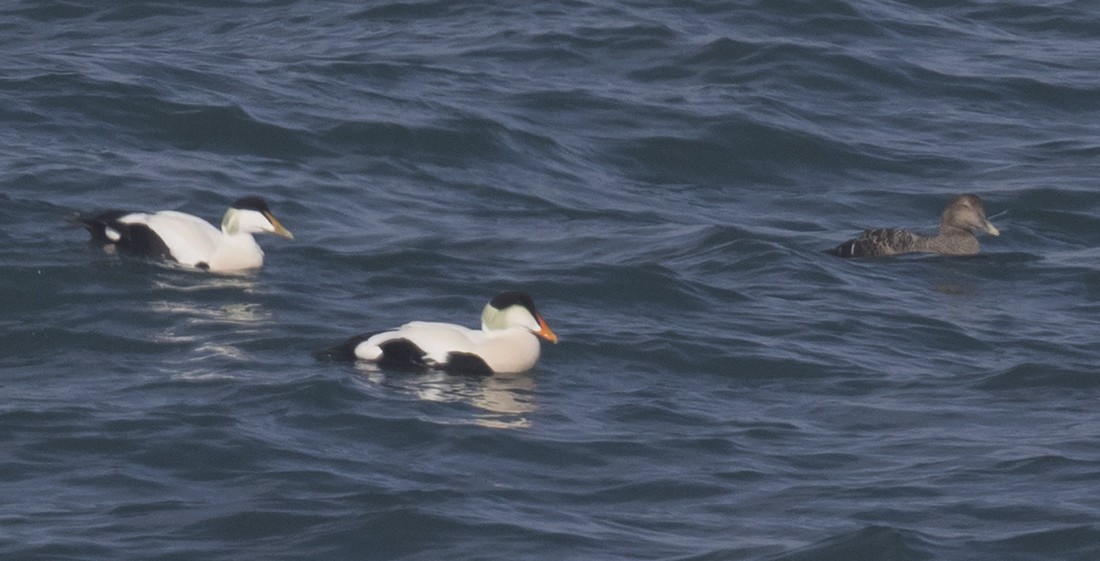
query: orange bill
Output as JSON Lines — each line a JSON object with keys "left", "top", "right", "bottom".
{"left": 536, "top": 316, "right": 558, "bottom": 343}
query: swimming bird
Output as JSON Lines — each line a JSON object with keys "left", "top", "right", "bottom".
{"left": 75, "top": 196, "right": 293, "bottom": 273}
{"left": 315, "top": 291, "right": 558, "bottom": 375}
{"left": 830, "top": 194, "right": 999, "bottom": 258}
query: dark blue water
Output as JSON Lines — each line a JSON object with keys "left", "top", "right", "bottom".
{"left": 3, "top": 1, "right": 1100, "bottom": 559}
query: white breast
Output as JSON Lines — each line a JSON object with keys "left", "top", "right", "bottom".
{"left": 467, "top": 329, "right": 538, "bottom": 373}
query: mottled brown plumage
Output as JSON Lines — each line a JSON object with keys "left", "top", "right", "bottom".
{"left": 831, "top": 194, "right": 999, "bottom": 258}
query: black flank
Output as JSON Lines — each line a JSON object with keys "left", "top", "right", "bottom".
{"left": 376, "top": 338, "right": 429, "bottom": 371}
{"left": 444, "top": 352, "right": 494, "bottom": 376}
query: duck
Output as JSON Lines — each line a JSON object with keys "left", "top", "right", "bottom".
{"left": 830, "top": 194, "right": 999, "bottom": 258}
{"left": 315, "top": 291, "right": 558, "bottom": 375}
{"left": 75, "top": 196, "right": 293, "bottom": 273}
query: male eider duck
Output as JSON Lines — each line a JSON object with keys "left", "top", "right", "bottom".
{"left": 315, "top": 291, "right": 558, "bottom": 375}
{"left": 75, "top": 196, "right": 293, "bottom": 273}
{"left": 830, "top": 194, "right": 999, "bottom": 258}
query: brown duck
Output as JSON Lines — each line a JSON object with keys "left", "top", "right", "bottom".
{"left": 831, "top": 194, "right": 1000, "bottom": 258}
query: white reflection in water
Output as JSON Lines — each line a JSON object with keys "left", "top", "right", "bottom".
{"left": 193, "top": 342, "right": 249, "bottom": 361}
{"left": 357, "top": 366, "right": 537, "bottom": 430}
{"left": 152, "top": 274, "right": 257, "bottom": 293}
{"left": 149, "top": 301, "right": 272, "bottom": 327}
{"left": 147, "top": 276, "right": 273, "bottom": 377}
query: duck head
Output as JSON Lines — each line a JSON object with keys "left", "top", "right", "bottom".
{"left": 222, "top": 196, "right": 294, "bottom": 239}
{"left": 942, "top": 194, "right": 999, "bottom": 237}
{"left": 481, "top": 291, "right": 558, "bottom": 343}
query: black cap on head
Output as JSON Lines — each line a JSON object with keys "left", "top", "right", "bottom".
{"left": 231, "top": 196, "right": 271, "bottom": 213}
{"left": 490, "top": 291, "right": 540, "bottom": 317}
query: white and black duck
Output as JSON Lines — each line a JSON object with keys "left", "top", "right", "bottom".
{"left": 316, "top": 291, "right": 558, "bottom": 375}
{"left": 75, "top": 196, "right": 293, "bottom": 273}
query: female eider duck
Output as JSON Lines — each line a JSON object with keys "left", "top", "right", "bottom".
{"left": 316, "top": 291, "right": 558, "bottom": 375}
{"left": 830, "top": 194, "right": 999, "bottom": 258}
{"left": 76, "top": 196, "right": 293, "bottom": 273}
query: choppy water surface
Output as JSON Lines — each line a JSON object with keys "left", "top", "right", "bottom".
{"left": 3, "top": 1, "right": 1100, "bottom": 559}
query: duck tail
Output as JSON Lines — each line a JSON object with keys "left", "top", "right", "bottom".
{"left": 313, "top": 332, "right": 376, "bottom": 362}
